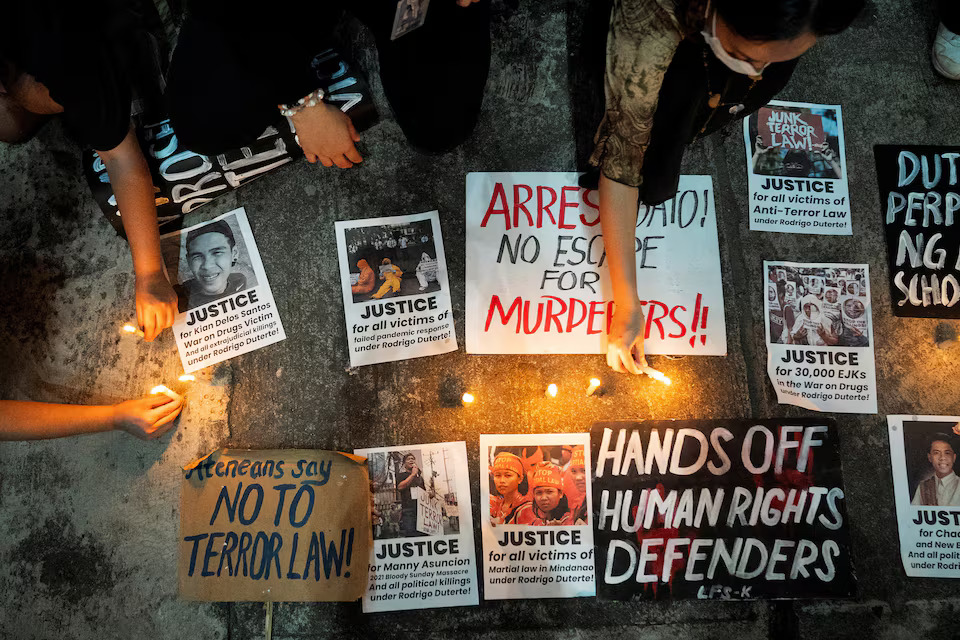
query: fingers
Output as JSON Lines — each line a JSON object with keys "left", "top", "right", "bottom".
{"left": 145, "top": 397, "right": 184, "bottom": 438}
{"left": 305, "top": 152, "right": 318, "bottom": 164}
{"left": 345, "top": 144, "right": 363, "bottom": 164}
{"left": 348, "top": 120, "right": 361, "bottom": 143}
{"left": 332, "top": 154, "right": 354, "bottom": 169}
{"left": 146, "top": 393, "right": 176, "bottom": 409}
{"left": 318, "top": 156, "right": 333, "bottom": 168}
{"left": 136, "top": 300, "right": 144, "bottom": 334}
{"left": 143, "top": 309, "right": 158, "bottom": 342}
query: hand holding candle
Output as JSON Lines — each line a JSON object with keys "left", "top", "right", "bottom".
{"left": 112, "top": 392, "right": 183, "bottom": 440}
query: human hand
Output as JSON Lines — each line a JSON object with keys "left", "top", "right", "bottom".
{"left": 456, "top": 0, "right": 480, "bottom": 5}
{"left": 292, "top": 103, "right": 363, "bottom": 168}
{"left": 606, "top": 302, "right": 654, "bottom": 374}
{"left": 135, "top": 271, "right": 177, "bottom": 341}
{"left": 112, "top": 394, "right": 184, "bottom": 440}
{"left": 755, "top": 135, "right": 774, "bottom": 154}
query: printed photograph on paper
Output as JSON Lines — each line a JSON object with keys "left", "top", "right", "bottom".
{"left": 161, "top": 207, "right": 285, "bottom": 373}
{"left": 478, "top": 433, "right": 596, "bottom": 601}
{"left": 391, "top": 0, "right": 431, "bottom": 40}
{"left": 367, "top": 447, "right": 462, "bottom": 539}
{"left": 335, "top": 210, "right": 457, "bottom": 368}
{"left": 486, "top": 444, "right": 589, "bottom": 527}
{"left": 743, "top": 101, "right": 850, "bottom": 235}
{"left": 162, "top": 213, "right": 259, "bottom": 313}
{"left": 748, "top": 105, "right": 843, "bottom": 179}
{"left": 343, "top": 219, "right": 442, "bottom": 304}
{"left": 766, "top": 264, "right": 870, "bottom": 348}
{"left": 355, "top": 441, "right": 479, "bottom": 612}
{"left": 900, "top": 420, "right": 960, "bottom": 507}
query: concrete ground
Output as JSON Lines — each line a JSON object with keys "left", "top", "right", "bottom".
{"left": 2, "top": 0, "right": 960, "bottom": 638}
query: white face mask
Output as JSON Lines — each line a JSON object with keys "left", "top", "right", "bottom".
{"left": 702, "top": 12, "right": 768, "bottom": 76}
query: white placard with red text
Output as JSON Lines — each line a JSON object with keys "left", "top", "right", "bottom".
{"left": 465, "top": 173, "right": 726, "bottom": 355}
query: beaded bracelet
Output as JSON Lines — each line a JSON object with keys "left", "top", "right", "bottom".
{"left": 278, "top": 88, "right": 326, "bottom": 118}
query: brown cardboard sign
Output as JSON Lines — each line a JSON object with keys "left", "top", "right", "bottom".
{"left": 179, "top": 449, "right": 372, "bottom": 602}
{"left": 758, "top": 107, "right": 825, "bottom": 151}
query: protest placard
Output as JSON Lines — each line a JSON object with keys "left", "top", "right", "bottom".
{"left": 355, "top": 442, "right": 479, "bottom": 612}
{"left": 465, "top": 173, "right": 726, "bottom": 355}
{"left": 335, "top": 211, "right": 457, "bottom": 367}
{"left": 875, "top": 145, "right": 960, "bottom": 317}
{"left": 744, "top": 101, "right": 850, "bottom": 235}
{"left": 161, "top": 208, "right": 285, "bottom": 373}
{"left": 592, "top": 420, "right": 855, "bottom": 600}
{"left": 887, "top": 416, "right": 960, "bottom": 578}
{"left": 84, "top": 49, "right": 376, "bottom": 235}
{"left": 479, "top": 434, "right": 595, "bottom": 600}
{"left": 764, "top": 261, "right": 877, "bottom": 414}
{"left": 179, "top": 449, "right": 371, "bottom": 601}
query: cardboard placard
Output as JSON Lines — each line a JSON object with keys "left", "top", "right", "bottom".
{"left": 179, "top": 449, "right": 371, "bottom": 601}
{"left": 875, "top": 145, "right": 960, "bottom": 317}
{"left": 592, "top": 420, "right": 855, "bottom": 600}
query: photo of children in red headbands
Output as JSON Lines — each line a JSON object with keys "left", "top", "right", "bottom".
{"left": 488, "top": 444, "right": 589, "bottom": 527}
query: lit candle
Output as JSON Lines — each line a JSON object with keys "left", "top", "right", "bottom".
{"left": 150, "top": 385, "right": 181, "bottom": 401}
{"left": 647, "top": 369, "right": 672, "bottom": 386}
{"left": 546, "top": 383, "right": 558, "bottom": 398}
{"left": 178, "top": 374, "right": 196, "bottom": 382}
{"left": 122, "top": 324, "right": 144, "bottom": 337}
{"left": 461, "top": 392, "right": 476, "bottom": 405}
{"left": 586, "top": 378, "right": 602, "bottom": 396}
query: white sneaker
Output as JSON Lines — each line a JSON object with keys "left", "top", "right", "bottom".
{"left": 933, "top": 22, "right": 960, "bottom": 80}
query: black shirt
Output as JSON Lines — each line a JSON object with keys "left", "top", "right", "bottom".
{"left": 396, "top": 470, "right": 425, "bottom": 509}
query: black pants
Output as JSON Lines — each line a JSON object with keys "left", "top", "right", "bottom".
{"left": 940, "top": 0, "right": 960, "bottom": 32}
{"left": 168, "top": 0, "right": 490, "bottom": 156}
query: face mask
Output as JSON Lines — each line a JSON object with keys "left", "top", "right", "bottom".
{"left": 702, "top": 12, "right": 768, "bottom": 76}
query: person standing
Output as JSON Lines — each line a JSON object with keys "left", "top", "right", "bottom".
{"left": 396, "top": 452, "right": 429, "bottom": 537}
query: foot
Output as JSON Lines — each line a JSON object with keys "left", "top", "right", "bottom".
{"left": 933, "top": 22, "right": 960, "bottom": 80}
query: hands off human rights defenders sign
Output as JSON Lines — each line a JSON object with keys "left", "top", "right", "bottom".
{"left": 591, "top": 420, "right": 855, "bottom": 600}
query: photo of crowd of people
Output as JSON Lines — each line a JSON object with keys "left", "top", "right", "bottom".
{"left": 748, "top": 105, "right": 843, "bottom": 179}
{"left": 368, "top": 446, "right": 460, "bottom": 539}
{"left": 160, "top": 213, "right": 258, "bottom": 313}
{"left": 487, "top": 444, "right": 588, "bottom": 527}
{"left": 767, "top": 265, "right": 870, "bottom": 347}
{"left": 343, "top": 220, "right": 441, "bottom": 304}
{"left": 902, "top": 421, "right": 960, "bottom": 507}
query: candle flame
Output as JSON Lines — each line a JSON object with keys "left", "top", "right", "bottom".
{"left": 586, "top": 378, "right": 602, "bottom": 396}
{"left": 178, "top": 374, "right": 196, "bottom": 382}
{"left": 648, "top": 370, "right": 672, "bottom": 386}
{"left": 546, "top": 383, "right": 558, "bottom": 398}
{"left": 122, "top": 324, "right": 137, "bottom": 333}
{"left": 150, "top": 385, "right": 173, "bottom": 395}
{"left": 461, "top": 392, "right": 475, "bottom": 405}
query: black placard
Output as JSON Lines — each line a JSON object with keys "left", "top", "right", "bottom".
{"left": 875, "top": 144, "right": 960, "bottom": 318}
{"left": 591, "top": 419, "right": 855, "bottom": 601}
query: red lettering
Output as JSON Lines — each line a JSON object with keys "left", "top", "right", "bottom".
{"left": 513, "top": 184, "right": 534, "bottom": 228}
{"left": 645, "top": 301, "right": 669, "bottom": 340}
{"left": 559, "top": 186, "right": 579, "bottom": 229}
{"left": 484, "top": 295, "right": 523, "bottom": 333}
{"left": 481, "top": 182, "right": 511, "bottom": 230}
{"left": 522, "top": 300, "right": 544, "bottom": 334}
{"left": 606, "top": 301, "right": 615, "bottom": 335}
{"left": 566, "top": 298, "right": 588, "bottom": 332}
{"left": 668, "top": 305, "right": 687, "bottom": 338}
{"left": 537, "top": 186, "right": 557, "bottom": 227}
{"left": 543, "top": 296, "right": 566, "bottom": 332}
{"left": 588, "top": 301, "right": 607, "bottom": 335}
{"left": 580, "top": 188, "right": 600, "bottom": 226}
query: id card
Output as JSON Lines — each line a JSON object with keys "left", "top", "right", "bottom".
{"left": 391, "top": 0, "right": 431, "bottom": 40}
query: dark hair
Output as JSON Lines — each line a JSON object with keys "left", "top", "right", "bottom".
{"left": 534, "top": 493, "right": 570, "bottom": 521}
{"left": 928, "top": 433, "right": 957, "bottom": 454}
{"left": 490, "top": 472, "right": 529, "bottom": 497}
{"left": 186, "top": 220, "right": 235, "bottom": 252}
{"left": 714, "top": 0, "right": 865, "bottom": 41}
{"left": 402, "top": 453, "right": 417, "bottom": 463}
